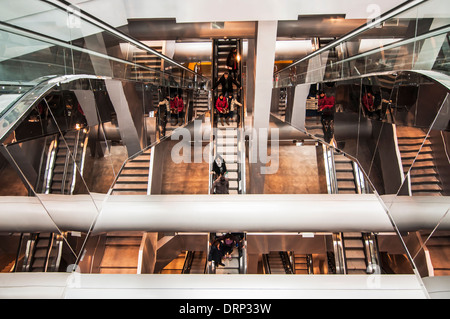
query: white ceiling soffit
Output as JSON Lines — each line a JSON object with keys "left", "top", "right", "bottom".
{"left": 69, "top": 0, "right": 407, "bottom": 24}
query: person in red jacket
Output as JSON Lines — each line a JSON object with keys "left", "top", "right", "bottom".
{"left": 317, "top": 91, "right": 335, "bottom": 143}
{"left": 174, "top": 93, "right": 185, "bottom": 125}
{"left": 215, "top": 93, "right": 229, "bottom": 126}
{"left": 362, "top": 92, "right": 375, "bottom": 116}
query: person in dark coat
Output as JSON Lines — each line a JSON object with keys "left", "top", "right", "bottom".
{"left": 226, "top": 48, "right": 239, "bottom": 79}
{"left": 213, "top": 72, "right": 241, "bottom": 96}
{"left": 221, "top": 233, "right": 236, "bottom": 259}
{"left": 208, "top": 240, "right": 225, "bottom": 267}
{"left": 211, "top": 173, "right": 229, "bottom": 194}
{"left": 211, "top": 155, "right": 227, "bottom": 179}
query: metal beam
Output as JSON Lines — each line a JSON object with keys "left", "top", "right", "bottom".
{"left": 0, "top": 194, "right": 448, "bottom": 233}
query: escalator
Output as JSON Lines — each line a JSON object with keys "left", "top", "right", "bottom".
{"left": 182, "top": 251, "right": 207, "bottom": 274}
{"left": 131, "top": 45, "right": 163, "bottom": 83}
{"left": 208, "top": 233, "right": 246, "bottom": 274}
{"left": 211, "top": 38, "right": 244, "bottom": 194}
{"left": 263, "top": 251, "right": 294, "bottom": 274}
{"left": 46, "top": 129, "right": 88, "bottom": 195}
{"left": 22, "top": 233, "right": 64, "bottom": 272}
{"left": 396, "top": 126, "right": 443, "bottom": 196}
{"left": 160, "top": 251, "right": 207, "bottom": 274}
{"left": 112, "top": 149, "right": 152, "bottom": 195}
{"left": 193, "top": 90, "right": 210, "bottom": 118}
{"left": 323, "top": 145, "right": 381, "bottom": 274}
{"left": 98, "top": 232, "right": 143, "bottom": 274}
{"left": 293, "top": 254, "right": 313, "bottom": 274}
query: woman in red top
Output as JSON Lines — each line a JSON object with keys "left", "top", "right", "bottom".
{"left": 174, "top": 94, "right": 185, "bottom": 125}
{"left": 362, "top": 92, "right": 375, "bottom": 113}
{"left": 317, "top": 91, "right": 335, "bottom": 143}
{"left": 215, "top": 93, "right": 229, "bottom": 126}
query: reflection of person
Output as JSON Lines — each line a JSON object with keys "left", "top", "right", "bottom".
{"left": 174, "top": 94, "right": 185, "bottom": 125}
{"left": 169, "top": 95, "right": 178, "bottom": 125}
{"left": 318, "top": 91, "right": 335, "bottom": 143}
{"left": 157, "top": 95, "right": 170, "bottom": 136}
{"left": 363, "top": 92, "right": 375, "bottom": 114}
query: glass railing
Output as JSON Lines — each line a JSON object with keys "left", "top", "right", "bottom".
{"left": 0, "top": 0, "right": 208, "bottom": 118}
{"left": 0, "top": 0, "right": 211, "bottom": 276}
{"left": 270, "top": 0, "right": 450, "bottom": 292}
{"left": 274, "top": 0, "right": 450, "bottom": 87}
{"left": 0, "top": 73, "right": 211, "bottom": 274}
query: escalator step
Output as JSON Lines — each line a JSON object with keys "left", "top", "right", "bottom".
{"left": 345, "top": 249, "right": 365, "bottom": 259}
{"left": 347, "top": 259, "right": 367, "bottom": 271}
{"left": 34, "top": 249, "right": 48, "bottom": 258}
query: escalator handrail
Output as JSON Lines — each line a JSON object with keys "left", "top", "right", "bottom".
{"left": 274, "top": 0, "right": 427, "bottom": 76}
{"left": 0, "top": 74, "right": 108, "bottom": 144}
{"left": 42, "top": 0, "right": 207, "bottom": 81}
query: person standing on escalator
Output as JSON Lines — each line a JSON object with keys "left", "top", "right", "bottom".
{"left": 211, "top": 155, "right": 227, "bottom": 180}
{"left": 211, "top": 173, "right": 229, "bottom": 194}
{"left": 226, "top": 47, "right": 239, "bottom": 80}
{"left": 213, "top": 72, "right": 241, "bottom": 97}
{"left": 318, "top": 91, "right": 335, "bottom": 143}
{"left": 208, "top": 240, "right": 225, "bottom": 267}
{"left": 215, "top": 93, "right": 229, "bottom": 126}
{"left": 174, "top": 93, "right": 185, "bottom": 126}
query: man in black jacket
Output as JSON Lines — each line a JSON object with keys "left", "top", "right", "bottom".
{"left": 213, "top": 72, "right": 241, "bottom": 96}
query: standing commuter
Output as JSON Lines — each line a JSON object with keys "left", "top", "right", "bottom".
{"left": 157, "top": 95, "right": 170, "bottom": 136}
{"left": 211, "top": 155, "right": 227, "bottom": 180}
{"left": 213, "top": 72, "right": 241, "bottom": 97}
{"left": 211, "top": 173, "right": 229, "bottom": 194}
{"left": 215, "top": 93, "right": 229, "bottom": 126}
{"left": 227, "top": 94, "right": 242, "bottom": 125}
{"left": 226, "top": 47, "right": 239, "bottom": 79}
{"left": 208, "top": 240, "right": 225, "bottom": 267}
{"left": 173, "top": 93, "right": 185, "bottom": 125}
{"left": 318, "top": 91, "right": 335, "bottom": 143}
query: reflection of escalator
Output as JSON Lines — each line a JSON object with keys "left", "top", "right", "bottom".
{"left": 419, "top": 231, "right": 450, "bottom": 276}
{"left": 325, "top": 147, "right": 380, "bottom": 274}
{"left": 112, "top": 149, "right": 152, "bottom": 195}
{"left": 183, "top": 251, "right": 207, "bottom": 274}
{"left": 193, "top": 90, "right": 210, "bottom": 118}
{"left": 98, "top": 232, "right": 143, "bottom": 274}
{"left": 23, "top": 233, "right": 63, "bottom": 272}
{"left": 278, "top": 88, "right": 287, "bottom": 120}
{"left": 263, "top": 252, "right": 294, "bottom": 274}
{"left": 160, "top": 251, "right": 207, "bottom": 274}
{"left": 131, "top": 46, "right": 163, "bottom": 83}
{"left": 334, "top": 152, "right": 358, "bottom": 194}
{"left": 396, "top": 126, "right": 442, "bottom": 196}
{"left": 46, "top": 129, "right": 88, "bottom": 194}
